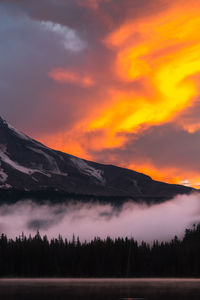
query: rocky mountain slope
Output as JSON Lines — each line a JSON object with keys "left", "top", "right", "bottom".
{"left": 0, "top": 116, "right": 194, "bottom": 203}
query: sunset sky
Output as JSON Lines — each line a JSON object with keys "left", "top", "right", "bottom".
{"left": 1, "top": 0, "right": 200, "bottom": 188}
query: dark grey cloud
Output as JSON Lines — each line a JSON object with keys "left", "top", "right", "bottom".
{"left": 176, "top": 100, "right": 200, "bottom": 131}
{"left": 0, "top": 5, "right": 94, "bottom": 136}
{"left": 90, "top": 124, "right": 200, "bottom": 173}
{"left": 1, "top": 0, "right": 172, "bottom": 39}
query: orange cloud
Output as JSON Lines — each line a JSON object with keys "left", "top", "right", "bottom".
{"left": 48, "top": 68, "right": 94, "bottom": 87}
{"left": 81, "top": 1, "right": 200, "bottom": 149}
{"left": 41, "top": 0, "right": 200, "bottom": 188}
{"left": 128, "top": 162, "right": 200, "bottom": 189}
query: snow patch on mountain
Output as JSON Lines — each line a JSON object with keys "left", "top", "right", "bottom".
{"left": 7, "top": 123, "right": 30, "bottom": 141}
{"left": 3, "top": 118, "right": 48, "bottom": 150}
{"left": 0, "top": 149, "right": 35, "bottom": 175}
{"left": 71, "top": 157, "right": 105, "bottom": 184}
{"left": 28, "top": 147, "right": 68, "bottom": 176}
{"left": 0, "top": 167, "right": 8, "bottom": 183}
{"left": 132, "top": 179, "right": 142, "bottom": 195}
{"left": 0, "top": 182, "right": 12, "bottom": 189}
{"left": 0, "top": 147, "right": 51, "bottom": 177}
{"left": 0, "top": 144, "right": 9, "bottom": 186}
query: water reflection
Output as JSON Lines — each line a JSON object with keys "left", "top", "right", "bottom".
{"left": 0, "top": 279, "right": 200, "bottom": 300}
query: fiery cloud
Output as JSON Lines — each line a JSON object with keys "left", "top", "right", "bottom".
{"left": 2, "top": 0, "right": 200, "bottom": 188}
{"left": 48, "top": 68, "right": 95, "bottom": 87}
{"left": 86, "top": 1, "right": 200, "bottom": 149}
{"left": 128, "top": 162, "right": 200, "bottom": 189}
{"left": 42, "top": 0, "right": 200, "bottom": 187}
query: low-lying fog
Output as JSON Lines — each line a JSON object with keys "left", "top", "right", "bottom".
{"left": 0, "top": 193, "right": 200, "bottom": 243}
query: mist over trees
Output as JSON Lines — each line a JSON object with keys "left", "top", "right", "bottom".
{"left": 0, "top": 225, "right": 200, "bottom": 277}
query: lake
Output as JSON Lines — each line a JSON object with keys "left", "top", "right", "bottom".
{"left": 0, "top": 278, "right": 200, "bottom": 300}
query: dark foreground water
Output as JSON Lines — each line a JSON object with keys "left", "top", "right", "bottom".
{"left": 0, "top": 278, "right": 200, "bottom": 300}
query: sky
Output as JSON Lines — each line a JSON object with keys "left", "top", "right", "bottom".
{"left": 1, "top": 0, "right": 200, "bottom": 188}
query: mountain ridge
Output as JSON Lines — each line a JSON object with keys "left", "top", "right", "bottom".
{"left": 0, "top": 116, "right": 194, "bottom": 203}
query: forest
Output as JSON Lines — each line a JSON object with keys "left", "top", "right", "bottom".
{"left": 0, "top": 225, "right": 200, "bottom": 277}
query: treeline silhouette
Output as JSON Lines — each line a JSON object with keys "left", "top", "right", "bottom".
{"left": 1, "top": 225, "right": 200, "bottom": 277}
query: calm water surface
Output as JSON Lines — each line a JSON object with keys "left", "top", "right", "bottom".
{"left": 0, "top": 278, "right": 200, "bottom": 300}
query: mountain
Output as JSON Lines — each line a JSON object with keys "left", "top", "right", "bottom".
{"left": 0, "top": 116, "right": 194, "bottom": 203}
